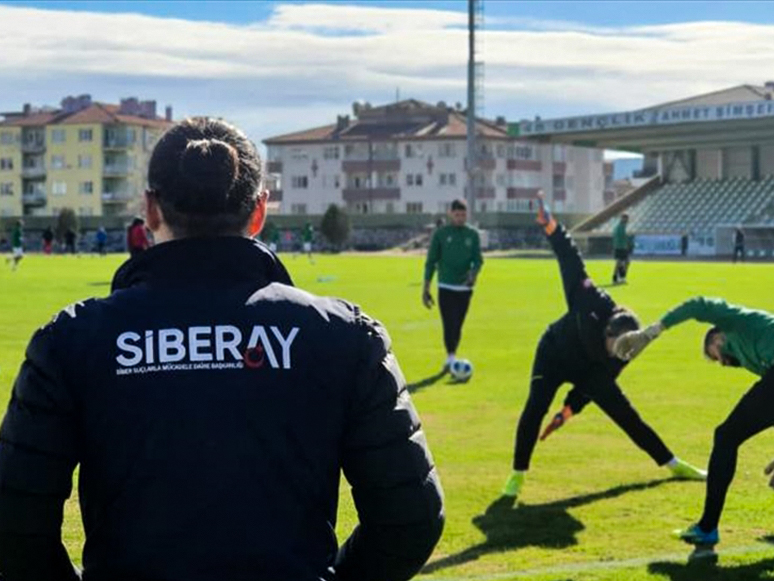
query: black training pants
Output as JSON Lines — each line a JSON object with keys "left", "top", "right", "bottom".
{"left": 513, "top": 332, "right": 674, "bottom": 471}
{"left": 698, "top": 367, "right": 774, "bottom": 532}
{"left": 438, "top": 288, "right": 473, "bottom": 355}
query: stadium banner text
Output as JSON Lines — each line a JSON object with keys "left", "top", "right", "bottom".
{"left": 517, "top": 100, "right": 774, "bottom": 136}
{"left": 633, "top": 235, "right": 682, "bottom": 256}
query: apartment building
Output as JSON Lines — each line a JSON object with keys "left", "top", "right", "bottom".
{"left": 263, "top": 100, "right": 612, "bottom": 216}
{"left": 0, "top": 95, "right": 172, "bottom": 218}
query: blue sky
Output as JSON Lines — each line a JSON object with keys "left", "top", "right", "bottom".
{"left": 8, "top": 1, "right": 774, "bottom": 27}
{"left": 0, "top": 1, "right": 772, "bottom": 151}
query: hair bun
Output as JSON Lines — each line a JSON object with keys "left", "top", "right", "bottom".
{"left": 178, "top": 139, "right": 240, "bottom": 208}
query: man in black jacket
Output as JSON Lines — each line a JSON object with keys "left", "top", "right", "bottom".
{"left": 0, "top": 117, "right": 444, "bottom": 581}
{"left": 503, "top": 194, "right": 705, "bottom": 499}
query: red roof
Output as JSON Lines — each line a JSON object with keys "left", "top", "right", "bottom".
{"left": 0, "top": 103, "right": 172, "bottom": 129}
{"left": 263, "top": 100, "right": 510, "bottom": 144}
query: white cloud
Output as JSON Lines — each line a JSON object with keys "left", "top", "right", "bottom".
{"left": 0, "top": 3, "right": 771, "bottom": 144}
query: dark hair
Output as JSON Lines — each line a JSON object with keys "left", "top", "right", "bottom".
{"left": 147, "top": 117, "right": 261, "bottom": 237}
{"left": 605, "top": 307, "right": 640, "bottom": 338}
{"left": 451, "top": 198, "right": 467, "bottom": 211}
{"left": 704, "top": 326, "right": 723, "bottom": 358}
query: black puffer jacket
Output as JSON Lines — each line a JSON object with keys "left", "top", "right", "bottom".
{"left": 0, "top": 237, "right": 444, "bottom": 581}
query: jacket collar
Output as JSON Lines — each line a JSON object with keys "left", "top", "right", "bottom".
{"left": 111, "top": 236, "right": 293, "bottom": 292}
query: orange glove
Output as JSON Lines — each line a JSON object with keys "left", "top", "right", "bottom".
{"left": 540, "top": 405, "right": 573, "bottom": 441}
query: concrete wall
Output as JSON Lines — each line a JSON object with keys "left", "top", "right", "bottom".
{"left": 723, "top": 146, "right": 753, "bottom": 178}
{"left": 696, "top": 148, "right": 722, "bottom": 179}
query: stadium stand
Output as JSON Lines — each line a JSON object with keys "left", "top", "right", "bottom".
{"left": 595, "top": 176, "right": 774, "bottom": 235}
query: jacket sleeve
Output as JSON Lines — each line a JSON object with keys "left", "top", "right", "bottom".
{"left": 661, "top": 297, "right": 749, "bottom": 331}
{"left": 336, "top": 314, "right": 444, "bottom": 581}
{"left": 546, "top": 223, "right": 591, "bottom": 309}
{"left": 0, "top": 324, "right": 81, "bottom": 581}
{"left": 471, "top": 230, "right": 483, "bottom": 273}
{"left": 423, "top": 230, "right": 442, "bottom": 283}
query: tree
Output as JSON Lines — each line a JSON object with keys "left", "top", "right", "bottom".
{"left": 55, "top": 208, "right": 79, "bottom": 243}
{"left": 320, "top": 204, "right": 351, "bottom": 250}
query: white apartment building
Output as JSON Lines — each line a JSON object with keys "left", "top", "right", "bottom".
{"left": 263, "top": 100, "right": 613, "bottom": 216}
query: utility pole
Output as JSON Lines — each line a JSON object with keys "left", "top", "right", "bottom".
{"left": 466, "top": 0, "right": 476, "bottom": 221}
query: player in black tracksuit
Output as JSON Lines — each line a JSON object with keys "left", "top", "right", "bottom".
{"left": 503, "top": 197, "right": 706, "bottom": 498}
{"left": 0, "top": 118, "right": 443, "bottom": 581}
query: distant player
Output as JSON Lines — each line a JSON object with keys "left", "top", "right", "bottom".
{"left": 612, "top": 213, "right": 631, "bottom": 284}
{"left": 302, "top": 221, "right": 315, "bottom": 263}
{"left": 6, "top": 220, "right": 24, "bottom": 271}
{"left": 503, "top": 195, "right": 704, "bottom": 500}
{"left": 733, "top": 227, "right": 745, "bottom": 263}
{"left": 127, "top": 217, "right": 150, "bottom": 259}
{"left": 64, "top": 228, "right": 77, "bottom": 255}
{"left": 422, "top": 198, "right": 483, "bottom": 371}
{"left": 96, "top": 226, "right": 108, "bottom": 256}
{"left": 42, "top": 226, "right": 54, "bottom": 255}
{"left": 614, "top": 297, "right": 774, "bottom": 552}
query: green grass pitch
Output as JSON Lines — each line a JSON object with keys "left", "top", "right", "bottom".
{"left": 2, "top": 251, "right": 774, "bottom": 581}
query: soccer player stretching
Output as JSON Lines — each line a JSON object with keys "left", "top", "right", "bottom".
{"left": 504, "top": 195, "right": 705, "bottom": 499}
{"left": 615, "top": 297, "right": 774, "bottom": 553}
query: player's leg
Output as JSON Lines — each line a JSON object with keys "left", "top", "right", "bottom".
{"left": 695, "top": 372, "right": 774, "bottom": 535}
{"left": 437, "top": 289, "right": 470, "bottom": 366}
{"left": 506, "top": 334, "right": 564, "bottom": 497}
{"left": 589, "top": 378, "right": 704, "bottom": 477}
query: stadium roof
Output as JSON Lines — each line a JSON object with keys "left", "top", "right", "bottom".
{"left": 511, "top": 84, "right": 774, "bottom": 152}
{"left": 263, "top": 99, "right": 510, "bottom": 145}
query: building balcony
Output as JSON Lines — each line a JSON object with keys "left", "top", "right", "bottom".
{"left": 103, "top": 138, "right": 134, "bottom": 150}
{"left": 101, "top": 190, "right": 136, "bottom": 203}
{"left": 266, "top": 161, "right": 283, "bottom": 174}
{"left": 267, "top": 189, "right": 283, "bottom": 202}
{"left": 472, "top": 186, "right": 496, "bottom": 199}
{"left": 342, "top": 187, "right": 400, "bottom": 202}
{"left": 21, "top": 141, "right": 45, "bottom": 154}
{"left": 507, "top": 187, "right": 540, "bottom": 199}
{"left": 553, "top": 189, "right": 567, "bottom": 201}
{"left": 103, "top": 164, "right": 131, "bottom": 177}
{"left": 507, "top": 159, "right": 542, "bottom": 171}
{"left": 342, "top": 159, "right": 401, "bottom": 173}
{"left": 21, "top": 166, "right": 46, "bottom": 178}
{"left": 22, "top": 191, "right": 47, "bottom": 206}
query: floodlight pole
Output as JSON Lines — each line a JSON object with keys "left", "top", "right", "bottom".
{"left": 466, "top": 0, "right": 477, "bottom": 222}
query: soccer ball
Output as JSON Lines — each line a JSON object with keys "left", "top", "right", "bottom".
{"left": 450, "top": 359, "right": 473, "bottom": 382}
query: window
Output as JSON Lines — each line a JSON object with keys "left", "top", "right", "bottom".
{"left": 290, "top": 148, "right": 308, "bottom": 160}
{"left": 0, "top": 183, "right": 13, "bottom": 195}
{"left": 78, "top": 155, "right": 92, "bottom": 169}
{"left": 51, "top": 181, "right": 67, "bottom": 195}
{"left": 449, "top": 173, "right": 456, "bottom": 186}
{"left": 291, "top": 176, "right": 308, "bottom": 189}
{"left": 323, "top": 146, "right": 339, "bottom": 160}
{"left": 51, "top": 155, "right": 65, "bottom": 169}
{"left": 406, "top": 174, "right": 414, "bottom": 186}
{"left": 553, "top": 174, "right": 565, "bottom": 189}
{"left": 439, "top": 142, "right": 456, "bottom": 158}
{"left": 510, "top": 145, "right": 535, "bottom": 160}
{"left": 79, "top": 207, "right": 93, "bottom": 216}
{"left": 334, "top": 174, "right": 340, "bottom": 188}
{"left": 79, "top": 181, "right": 93, "bottom": 195}
{"left": 0, "top": 158, "right": 13, "bottom": 170}
{"left": 0, "top": 132, "right": 14, "bottom": 145}
{"left": 78, "top": 129, "right": 93, "bottom": 142}
{"left": 405, "top": 144, "right": 414, "bottom": 158}
{"left": 51, "top": 129, "right": 66, "bottom": 143}
{"left": 415, "top": 174, "right": 423, "bottom": 186}
{"left": 496, "top": 174, "right": 506, "bottom": 186}
{"left": 439, "top": 173, "right": 447, "bottom": 186}
{"left": 406, "top": 202, "right": 423, "bottom": 214}
{"left": 291, "top": 203, "right": 307, "bottom": 215}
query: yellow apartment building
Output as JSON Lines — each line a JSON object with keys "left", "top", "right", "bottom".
{"left": 0, "top": 95, "right": 172, "bottom": 218}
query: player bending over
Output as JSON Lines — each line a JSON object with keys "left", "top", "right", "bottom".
{"left": 614, "top": 297, "right": 774, "bottom": 552}
{"left": 503, "top": 195, "right": 705, "bottom": 499}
